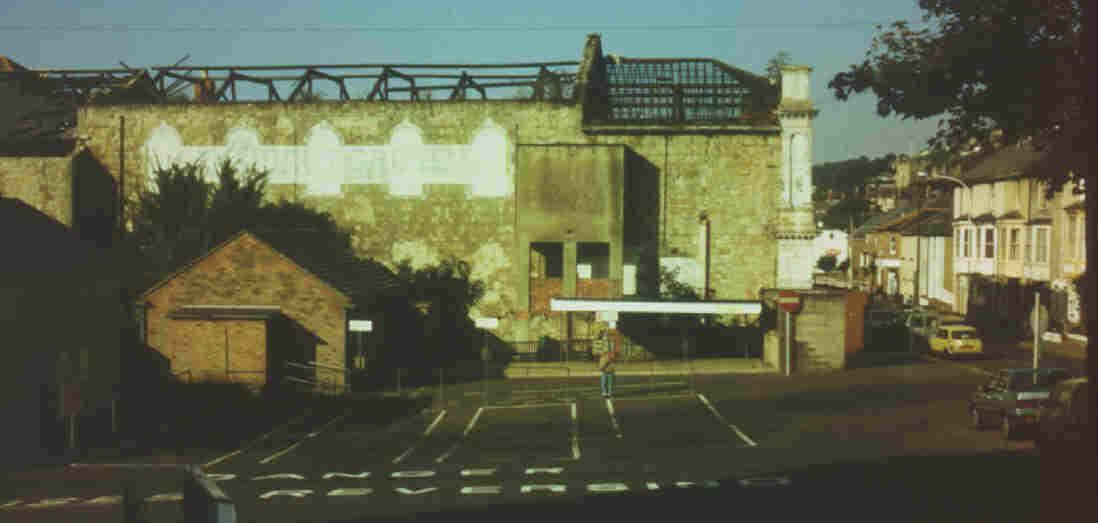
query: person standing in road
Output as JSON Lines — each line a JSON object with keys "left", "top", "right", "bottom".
{"left": 598, "top": 329, "right": 617, "bottom": 398}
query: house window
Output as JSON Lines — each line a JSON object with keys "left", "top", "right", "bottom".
{"left": 577, "top": 242, "right": 610, "bottom": 279}
{"left": 983, "top": 228, "right": 995, "bottom": 259}
{"left": 1025, "top": 228, "right": 1033, "bottom": 262}
{"left": 1067, "top": 213, "right": 1077, "bottom": 260}
{"left": 1036, "top": 226, "right": 1049, "bottom": 263}
{"left": 1009, "top": 228, "right": 1020, "bottom": 260}
{"left": 1038, "top": 183, "right": 1048, "bottom": 209}
{"left": 955, "top": 230, "right": 961, "bottom": 258}
{"left": 531, "top": 242, "right": 564, "bottom": 278}
{"left": 1080, "top": 216, "right": 1087, "bottom": 261}
{"left": 889, "top": 236, "right": 896, "bottom": 255}
{"left": 963, "top": 228, "right": 971, "bottom": 258}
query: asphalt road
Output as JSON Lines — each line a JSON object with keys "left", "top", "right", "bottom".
{"left": 4, "top": 351, "right": 1091, "bottom": 522}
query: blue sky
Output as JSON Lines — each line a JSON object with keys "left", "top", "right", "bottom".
{"left": 1, "top": 0, "right": 945, "bottom": 164}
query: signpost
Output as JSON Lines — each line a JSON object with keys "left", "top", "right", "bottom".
{"left": 777, "top": 291, "right": 801, "bottom": 377}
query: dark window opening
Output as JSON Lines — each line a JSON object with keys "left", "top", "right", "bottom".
{"left": 578, "top": 242, "right": 610, "bottom": 279}
{"left": 531, "top": 242, "right": 564, "bottom": 278}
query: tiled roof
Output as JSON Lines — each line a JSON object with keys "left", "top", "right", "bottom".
{"left": 959, "top": 141, "right": 1052, "bottom": 184}
{"left": 898, "top": 210, "right": 952, "bottom": 236}
{"left": 138, "top": 229, "right": 409, "bottom": 307}
{"left": 252, "top": 229, "right": 409, "bottom": 304}
{"left": 852, "top": 207, "right": 912, "bottom": 238}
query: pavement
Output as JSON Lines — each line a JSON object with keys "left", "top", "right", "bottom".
{"left": 502, "top": 357, "right": 773, "bottom": 378}
{"left": 1018, "top": 335, "right": 1088, "bottom": 360}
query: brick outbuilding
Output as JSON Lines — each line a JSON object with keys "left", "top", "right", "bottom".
{"left": 136, "top": 229, "right": 406, "bottom": 392}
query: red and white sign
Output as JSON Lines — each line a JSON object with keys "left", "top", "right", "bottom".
{"left": 777, "top": 291, "right": 801, "bottom": 313}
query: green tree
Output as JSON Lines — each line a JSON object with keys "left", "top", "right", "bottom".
{"left": 817, "top": 254, "right": 838, "bottom": 272}
{"left": 828, "top": 0, "right": 1092, "bottom": 193}
{"left": 394, "top": 257, "right": 486, "bottom": 366}
{"left": 130, "top": 158, "right": 350, "bottom": 290}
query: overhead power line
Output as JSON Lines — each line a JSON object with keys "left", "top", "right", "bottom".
{"left": 0, "top": 21, "right": 933, "bottom": 33}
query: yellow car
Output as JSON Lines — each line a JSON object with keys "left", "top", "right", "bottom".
{"left": 929, "top": 324, "right": 983, "bottom": 359}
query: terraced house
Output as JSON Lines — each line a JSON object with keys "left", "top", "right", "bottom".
{"left": 948, "top": 141, "right": 1086, "bottom": 339}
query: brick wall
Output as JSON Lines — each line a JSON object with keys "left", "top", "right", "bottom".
{"left": 142, "top": 233, "right": 351, "bottom": 389}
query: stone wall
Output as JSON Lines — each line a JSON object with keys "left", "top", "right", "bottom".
{"left": 0, "top": 154, "right": 73, "bottom": 225}
{"left": 142, "top": 232, "right": 351, "bottom": 389}
{"left": 78, "top": 101, "right": 784, "bottom": 344}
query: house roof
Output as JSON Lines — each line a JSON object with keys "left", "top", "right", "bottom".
{"left": 137, "top": 229, "right": 408, "bottom": 307}
{"left": 898, "top": 210, "right": 952, "bottom": 236}
{"left": 852, "top": 207, "right": 911, "bottom": 238}
{"left": 958, "top": 140, "right": 1054, "bottom": 185}
{"left": 251, "top": 228, "right": 408, "bottom": 304}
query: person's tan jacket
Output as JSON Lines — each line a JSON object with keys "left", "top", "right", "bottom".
{"left": 598, "top": 351, "right": 616, "bottom": 372}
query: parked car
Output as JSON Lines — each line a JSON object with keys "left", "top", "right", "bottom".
{"left": 969, "top": 368, "right": 1073, "bottom": 439}
{"left": 1034, "top": 378, "right": 1093, "bottom": 454}
{"left": 866, "top": 309, "right": 899, "bottom": 329}
{"left": 928, "top": 324, "right": 983, "bottom": 359}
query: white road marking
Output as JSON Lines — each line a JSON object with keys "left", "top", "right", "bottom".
{"left": 259, "top": 490, "right": 312, "bottom": 499}
{"left": 435, "top": 407, "right": 483, "bottom": 464}
{"left": 390, "top": 470, "right": 435, "bottom": 478}
{"left": 203, "top": 410, "right": 312, "bottom": 467}
{"left": 252, "top": 473, "right": 306, "bottom": 480}
{"left": 524, "top": 467, "right": 564, "bottom": 475}
{"left": 697, "top": 393, "right": 757, "bottom": 447}
{"left": 483, "top": 403, "right": 572, "bottom": 409}
{"left": 461, "top": 486, "right": 502, "bottom": 494}
{"left": 605, "top": 398, "right": 623, "bottom": 439}
{"left": 25, "top": 497, "right": 80, "bottom": 508}
{"left": 206, "top": 473, "right": 236, "bottom": 481}
{"left": 145, "top": 492, "right": 183, "bottom": 502}
{"left": 1, "top": 499, "right": 22, "bottom": 509}
{"left": 259, "top": 410, "right": 349, "bottom": 464}
{"left": 84, "top": 495, "right": 122, "bottom": 505}
{"left": 323, "top": 472, "right": 370, "bottom": 479}
{"left": 328, "top": 488, "right": 373, "bottom": 496}
{"left": 395, "top": 487, "right": 439, "bottom": 495}
{"left": 461, "top": 468, "right": 496, "bottom": 476}
{"left": 393, "top": 410, "right": 446, "bottom": 464}
{"left": 571, "top": 402, "right": 581, "bottom": 460}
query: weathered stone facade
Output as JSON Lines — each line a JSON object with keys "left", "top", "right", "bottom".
{"left": 139, "top": 232, "right": 352, "bottom": 389}
{"left": 60, "top": 35, "right": 815, "bottom": 347}
{"left": 0, "top": 154, "right": 73, "bottom": 225}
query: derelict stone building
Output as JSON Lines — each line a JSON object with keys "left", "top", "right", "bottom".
{"left": 23, "top": 34, "right": 818, "bottom": 346}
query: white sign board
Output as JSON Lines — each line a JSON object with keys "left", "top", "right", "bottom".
{"left": 474, "top": 317, "right": 499, "bottom": 329}
{"left": 349, "top": 320, "right": 373, "bottom": 332}
{"left": 577, "top": 264, "right": 592, "bottom": 280}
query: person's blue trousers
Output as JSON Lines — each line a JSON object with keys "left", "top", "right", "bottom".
{"left": 600, "top": 370, "right": 615, "bottom": 397}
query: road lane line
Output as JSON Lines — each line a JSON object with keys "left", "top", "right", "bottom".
{"left": 203, "top": 410, "right": 312, "bottom": 468}
{"left": 435, "top": 407, "right": 483, "bottom": 464}
{"left": 393, "top": 409, "right": 446, "bottom": 464}
{"left": 571, "top": 402, "right": 581, "bottom": 460}
{"left": 482, "top": 403, "right": 572, "bottom": 410}
{"left": 259, "top": 410, "right": 349, "bottom": 465}
{"left": 697, "top": 393, "right": 757, "bottom": 447}
{"left": 605, "top": 398, "right": 623, "bottom": 439}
